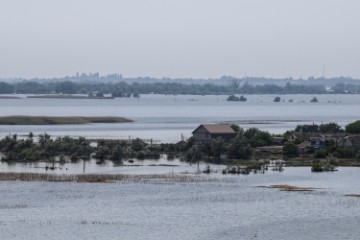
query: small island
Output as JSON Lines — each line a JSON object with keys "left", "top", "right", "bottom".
{"left": 0, "top": 116, "right": 133, "bottom": 125}
{"left": 227, "top": 94, "right": 247, "bottom": 102}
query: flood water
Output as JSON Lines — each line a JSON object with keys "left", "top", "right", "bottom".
{"left": 0, "top": 157, "right": 226, "bottom": 175}
{"left": 1, "top": 94, "right": 360, "bottom": 142}
{"left": 1, "top": 167, "right": 360, "bottom": 240}
{"left": 1, "top": 94, "right": 360, "bottom": 239}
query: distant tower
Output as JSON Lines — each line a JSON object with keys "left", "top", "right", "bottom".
{"left": 322, "top": 65, "right": 326, "bottom": 79}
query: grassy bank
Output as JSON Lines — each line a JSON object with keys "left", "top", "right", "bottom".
{"left": 0, "top": 116, "right": 133, "bottom": 125}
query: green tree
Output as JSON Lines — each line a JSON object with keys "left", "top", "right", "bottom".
{"left": 131, "top": 138, "right": 146, "bottom": 151}
{"left": 228, "top": 136, "right": 252, "bottom": 159}
{"left": 244, "top": 128, "right": 272, "bottom": 147}
{"left": 211, "top": 137, "right": 226, "bottom": 158}
{"left": 319, "top": 122, "right": 342, "bottom": 133}
{"left": 283, "top": 142, "right": 298, "bottom": 158}
{"left": 345, "top": 120, "right": 360, "bottom": 134}
{"left": 230, "top": 124, "right": 244, "bottom": 135}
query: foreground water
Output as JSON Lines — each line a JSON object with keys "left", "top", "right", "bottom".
{"left": 1, "top": 167, "right": 360, "bottom": 240}
{"left": 1, "top": 94, "right": 360, "bottom": 142}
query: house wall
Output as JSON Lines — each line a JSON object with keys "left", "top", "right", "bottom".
{"left": 193, "top": 126, "right": 212, "bottom": 142}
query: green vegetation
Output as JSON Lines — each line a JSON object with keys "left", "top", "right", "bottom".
{"left": 282, "top": 142, "right": 298, "bottom": 158}
{"left": 0, "top": 116, "right": 132, "bottom": 125}
{"left": 311, "top": 155, "right": 338, "bottom": 172}
{"left": 0, "top": 134, "right": 161, "bottom": 163}
{"left": 227, "top": 95, "right": 240, "bottom": 101}
{"left": 319, "top": 122, "right": 342, "bottom": 133}
{"left": 226, "top": 95, "right": 247, "bottom": 101}
{"left": 345, "top": 120, "right": 360, "bottom": 134}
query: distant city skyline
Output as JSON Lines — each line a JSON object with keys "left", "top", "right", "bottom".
{"left": 1, "top": 0, "right": 359, "bottom": 79}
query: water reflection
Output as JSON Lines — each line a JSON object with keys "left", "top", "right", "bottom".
{"left": 0, "top": 157, "right": 226, "bottom": 175}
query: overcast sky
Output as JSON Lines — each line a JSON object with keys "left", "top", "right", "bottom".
{"left": 0, "top": 0, "right": 359, "bottom": 79}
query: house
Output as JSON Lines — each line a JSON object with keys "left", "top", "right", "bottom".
{"left": 337, "top": 135, "right": 360, "bottom": 149}
{"left": 297, "top": 141, "right": 312, "bottom": 154}
{"left": 288, "top": 132, "right": 324, "bottom": 142}
{"left": 310, "top": 137, "right": 325, "bottom": 149}
{"left": 175, "top": 140, "right": 187, "bottom": 150}
{"left": 192, "top": 124, "right": 236, "bottom": 144}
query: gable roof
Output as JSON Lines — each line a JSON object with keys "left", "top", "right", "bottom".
{"left": 192, "top": 124, "right": 236, "bottom": 134}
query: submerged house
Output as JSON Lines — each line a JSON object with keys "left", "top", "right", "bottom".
{"left": 192, "top": 124, "right": 236, "bottom": 144}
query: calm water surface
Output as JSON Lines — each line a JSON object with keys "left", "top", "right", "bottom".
{"left": 1, "top": 94, "right": 360, "bottom": 142}
{"left": 1, "top": 167, "right": 360, "bottom": 240}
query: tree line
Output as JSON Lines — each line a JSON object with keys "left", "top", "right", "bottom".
{"left": 0, "top": 81, "right": 335, "bottom": 95}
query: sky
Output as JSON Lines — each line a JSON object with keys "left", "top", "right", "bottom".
{"left": 0, "top": 0, "right": 360, "bottom": 79}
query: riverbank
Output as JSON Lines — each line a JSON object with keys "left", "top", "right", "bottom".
{"left": 0, "top": 116, "right": 133, "bottom": 125}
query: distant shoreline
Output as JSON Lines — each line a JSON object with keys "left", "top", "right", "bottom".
{"left": 27, "top": 95, "right": 114, "bottom": 99}
{"left": 0, "top": 96, "right": 22, "bottom": 99}
{"left": 0, "top": 116, "right": 133, "bottom": 125}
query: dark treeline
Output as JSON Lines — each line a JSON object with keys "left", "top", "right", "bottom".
{"left": 0, "top": 80, "right": 343, "bottom": 95}
{"left": 238, "top": 82, "right": 326, "bottom": 94}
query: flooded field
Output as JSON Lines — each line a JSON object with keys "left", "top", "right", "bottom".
{"left": 1, "top": 167, "right": 360, "bottom": 240}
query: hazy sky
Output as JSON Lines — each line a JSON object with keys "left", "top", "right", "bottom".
{"left": 1, "top": 0, "right": 360, "bottom": 79}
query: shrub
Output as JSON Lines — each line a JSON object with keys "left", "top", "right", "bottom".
{"left": 273, "top": 96, "right": 281, "bottom": 102}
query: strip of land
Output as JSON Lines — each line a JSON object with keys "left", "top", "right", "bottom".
{"left": 27, "top": 95, "right": 114, "bottom": 99}
{"left": 0, "top": 116, "right": 133, "bottom": 125}
{"left": 0, "top": 96, "right": 22, "bottom": 99}
{"left": 256, "top": 184, "right": 319, "bottom": 192}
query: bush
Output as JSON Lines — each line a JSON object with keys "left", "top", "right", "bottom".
{"left": 273, "top": 96, "right": 281, "bottom": 102}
